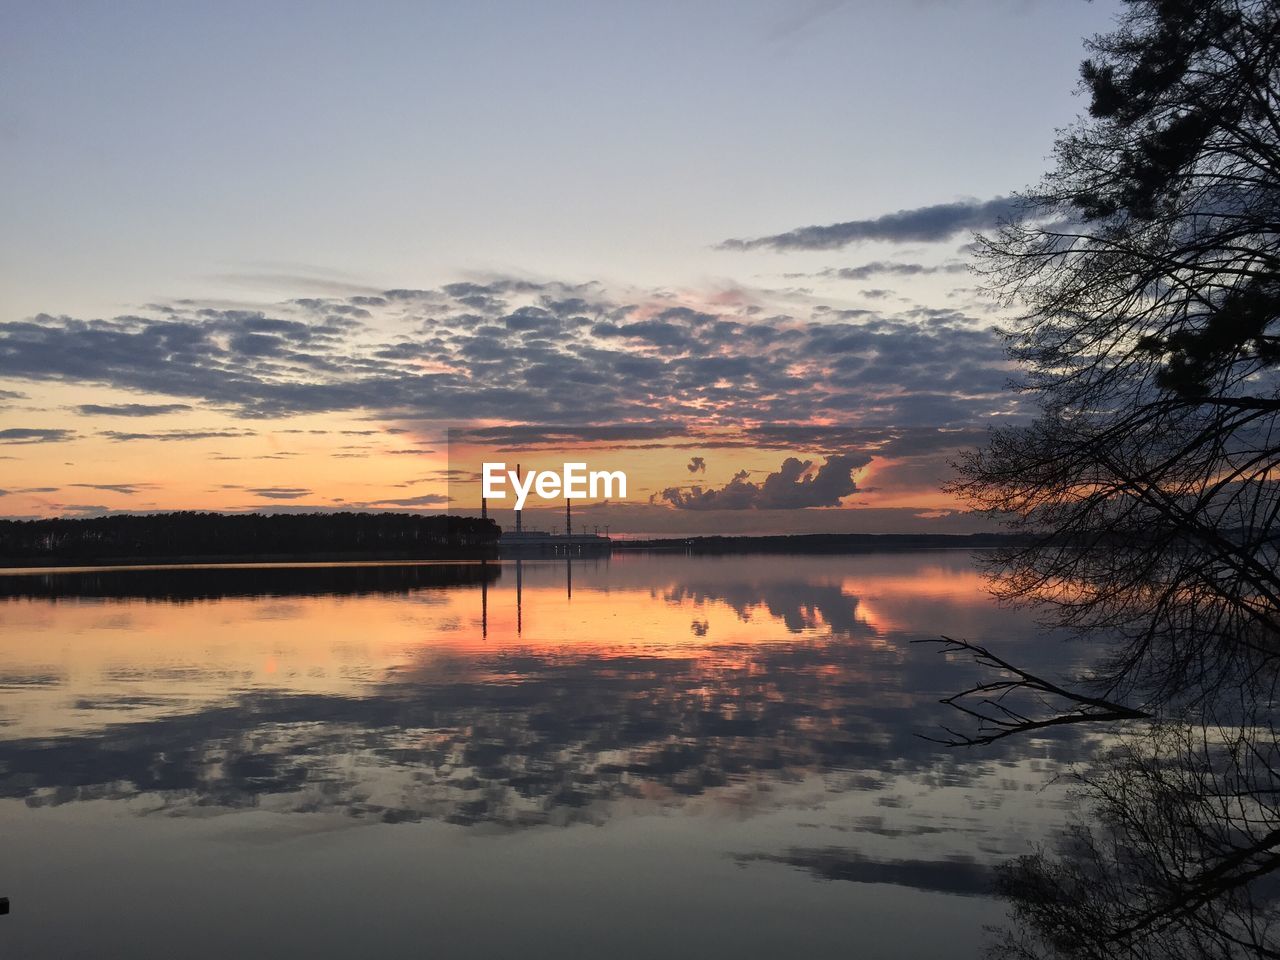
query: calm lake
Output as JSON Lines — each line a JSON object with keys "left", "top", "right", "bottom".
{"left": 0, "top": 551, "right": 1094, "bottom": 959}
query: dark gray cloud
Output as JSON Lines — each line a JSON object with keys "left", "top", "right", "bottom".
{"left": 246, "top": 487, "right": 312, "bottom": 500}
{"left": 688, "top": 456, "right": 706, "bottom": 474}
{"left": 720, "top": 196, "right": 1017, "bottom": 251}
{"left": 828, "top": 260, "right": 970, "bottom": 281}
{"left": 0, "top": 427, "right": 75, "bottom": 444}
{"left": 662, "top": 453, "right": 870, "bottom": 510}
{"left": 75, "top": 402, "right": 193, "bottom": 417}
{"left": 451, "top": 422, "right": 688, "bottom": 447}
{"left": 100, "top": 429, "right": 254, "bottom": 442}
{"left": 69, "top": 482, "right": 153, "bottom": 495}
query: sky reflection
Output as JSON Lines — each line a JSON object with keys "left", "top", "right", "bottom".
{"left": 0, "top": 552, "right": 1094, "bottom": 958}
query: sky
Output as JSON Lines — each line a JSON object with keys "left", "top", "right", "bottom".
{"left": 0, "top": 0, "right": 1124, "bottom": 534}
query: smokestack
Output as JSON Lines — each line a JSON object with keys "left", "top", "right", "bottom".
{"left": 481, "top": 496, "right": 487, "bottom": 520}
{"left": 514, "top": 463, "right": 522, "bottom": 533}
{"left": 565, "top": 497, "right": 571, "bottom": 538}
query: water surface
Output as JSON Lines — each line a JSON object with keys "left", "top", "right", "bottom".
{"left": 0, "top": 552, "right": 1092, "bottom": 958}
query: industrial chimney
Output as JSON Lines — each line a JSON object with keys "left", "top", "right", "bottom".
{"left": 514, "top": 463, "right": 522, "bottom": 533}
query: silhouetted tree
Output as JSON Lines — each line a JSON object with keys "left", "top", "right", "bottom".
{"left": 954, "top": 0, "right": 1280, "bottom": 708}
{"left": 919, "top": 636, "right": 1150, "bottom": 748}
{"left": 942, "top": 3, "right": 1280, "bottom": 956}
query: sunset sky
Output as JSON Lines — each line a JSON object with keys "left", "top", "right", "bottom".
{"left": 0, "top": 0, "right": 1122, "bottom": 534}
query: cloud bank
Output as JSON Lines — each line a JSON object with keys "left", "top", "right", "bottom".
{"left": 0, "top": 281, "right": 1015, "bottom": 452}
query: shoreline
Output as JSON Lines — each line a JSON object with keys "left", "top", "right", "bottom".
{"left": 0, "top": 550, "right": 498, "bottom": 572}
{"left": 610, "top": 532, "right": 1021, "bottom": 554}
{"left": 0, "top": 532, "right": 1023, "bottom": 571}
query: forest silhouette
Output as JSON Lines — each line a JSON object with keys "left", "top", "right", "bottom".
{"left": 0, "top": 512, "right": 498, "bottom": 564}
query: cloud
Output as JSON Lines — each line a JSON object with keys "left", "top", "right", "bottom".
{"left": 0, "top": 281, "right": 1020, "bottom": 466}
{"left": 0, "top": 428, "right": 74, "bottom": 444}
{"left": 364, "top": 494, "right": 449, "bottom": 508}
{"left": 688, "top": 457, "right": 706, "bottom": 474}
{"left": 246, "top": 487, "right": 312, "bottom": 500}
{"left": 451, "top": 423, "right": 688, "bottom": 447}
{"left": 75, "top": 402, "right": 193, "bottom": 417}
{"left": 661, "top": 453, "right": 870, "bottom": 510}
{"left": 720, "top": 196, "right": 1018, "bottom": 251}
{"left": 829, "top": 261, "right": 970, "bottom": 281}
{"left": 100, "top": 429, "right": 254, "bottom": 442}
{"left": 69, "top": 482, "right": 153, "bottom": 495}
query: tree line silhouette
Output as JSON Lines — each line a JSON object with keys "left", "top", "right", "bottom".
{"left": 0, "top": 512, "right": 498, "bottom": 563}
{"left": 935, "top": 2, "right": 1280, "bottom": 956}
